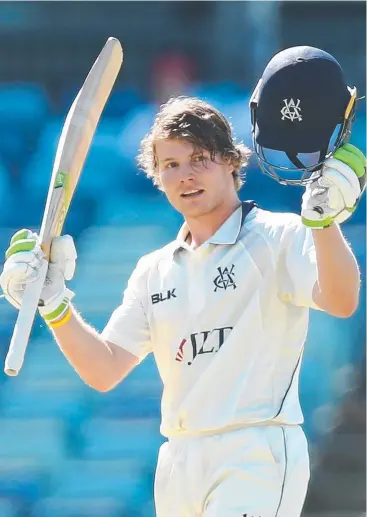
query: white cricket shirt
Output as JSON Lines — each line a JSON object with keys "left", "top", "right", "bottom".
{"left": 102, "top": 203, "right": 321, "bottom": 437}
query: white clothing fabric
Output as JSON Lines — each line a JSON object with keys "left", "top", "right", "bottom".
{"left": 102, "top": 204, "right": 321, "bottom": 438}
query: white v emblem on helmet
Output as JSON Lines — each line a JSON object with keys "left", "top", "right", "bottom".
{"left": 281, "top": 98, "right": 302, "bottom": 121}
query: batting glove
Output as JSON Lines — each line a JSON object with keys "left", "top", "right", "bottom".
{"left": 301, "top": 143, "right": 366, "bottom": 229}
{"left": 0, "top": 229, "right": 76, "bottom": 324}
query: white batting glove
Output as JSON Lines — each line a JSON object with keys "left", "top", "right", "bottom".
{"left": 0, "top": 229, "right": 76, "bottom": 324}
{"left": 302, "top": 143, "right": 366, "bottom": 229}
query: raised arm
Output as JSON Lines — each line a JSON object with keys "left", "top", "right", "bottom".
{"left": 311, "top": 224, "right": 360, "bottom": 317}
{"left": 0, "top": 230, "right": 149, "bottom": 389}
{"left": 301, "top": 143, "right": 365, "bottom": 317}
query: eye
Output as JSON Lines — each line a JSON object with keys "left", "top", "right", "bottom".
{"left": 166, "top": 161, "right": 179, "bottom": 169}
{"left": 192, "top": 154, "right": 206, "bottom": 163}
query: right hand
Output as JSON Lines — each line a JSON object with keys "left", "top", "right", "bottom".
{"left": 0, "top": 229, "right": 77, "bottom": 324}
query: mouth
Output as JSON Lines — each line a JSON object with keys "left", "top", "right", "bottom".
{"left": 180, "top": 189, "right": 205, "bottom": 199}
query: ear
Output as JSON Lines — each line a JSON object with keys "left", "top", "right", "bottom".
{"left": 226, "top": 159, "right": 235, "bottom": 175}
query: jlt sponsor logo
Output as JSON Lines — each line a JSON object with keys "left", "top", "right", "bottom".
{"left": 175, "top": 326, "right": 233, "bottom": 365}
{"left": 151, "top": 288, "right": 177, "bottom": 305}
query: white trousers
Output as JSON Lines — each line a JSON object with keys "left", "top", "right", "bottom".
{"left": 154, "top": 425, "right": 310, "bottom": 517}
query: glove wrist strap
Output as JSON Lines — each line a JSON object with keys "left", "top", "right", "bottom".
{"left": 39, "top": 288, "right": 74, "bottom": 323}
{"left": 301, "top": 215, "right": 334, "bottom": 229}
{"left": 49, "top": 307, "right": 72, "bottom": 328}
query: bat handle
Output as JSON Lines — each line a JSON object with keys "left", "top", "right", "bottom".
{"left": 4, "top": 259, "right": 49, "bottom": 376}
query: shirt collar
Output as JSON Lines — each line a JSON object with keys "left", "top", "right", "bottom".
{"left": 172, "top": 201, "right": 256, "bottom": 254}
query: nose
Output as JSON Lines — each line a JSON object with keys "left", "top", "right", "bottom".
{"left": 178, "top": 163, "right": 196, "bottom": 182}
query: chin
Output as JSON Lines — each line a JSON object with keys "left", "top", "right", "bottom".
{"left": 169, "top": 192, "right": 218, "bottom": 218}
{"left": 180, "top": 202, "right": 214, "bottom": 218}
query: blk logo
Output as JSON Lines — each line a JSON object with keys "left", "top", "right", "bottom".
{"left": 213, "top": 265, "right": 236, "bottom": 291}
{"left": 175, "top": 326, "right": 233, "bottom": 365}
{"left": 280, "top": 98, "right": 302, "bottom": 122}
{"left": 151, "top": 288, "right": 176, "bottom": 305}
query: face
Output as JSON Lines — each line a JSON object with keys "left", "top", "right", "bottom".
{"left": 155, "top": 138, "right": 236, "bottom": 219}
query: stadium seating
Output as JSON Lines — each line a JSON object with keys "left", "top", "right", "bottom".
{"left": 81, "top": 417, "right": 163, "bottom": 462}
{"left": 0, "top": 459, "right": 47, "bottom": 505}
{"left": 0, "top": 84, "right": 49, "bottom": 169}
{"left": 0, "top": 498, "right": 22, "bottom": 517}
{"left": 31, "top": 497, "right": 126, "bottom": 517}
{"left": 0, "top": 378, "right": 89, "bottom": 421}
{"left": 0, "top": 419, "right": 67, "bottom": 464}
{"left": 50, "top": 459, "right": 150, "bottom": 511}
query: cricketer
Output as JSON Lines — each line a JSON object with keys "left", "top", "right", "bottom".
{"left": 1, "top": 46, "right": 365, "bottom": 517}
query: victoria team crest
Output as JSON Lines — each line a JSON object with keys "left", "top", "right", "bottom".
{"left": 213, "top": 265, "right": 237, "bottom": 292}
{"left": 280, "top": 98, "right": 302, "bottom": 122}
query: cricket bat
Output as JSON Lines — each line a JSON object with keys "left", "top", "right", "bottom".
{"left": 4, "top": 37, "right": 123, "bottom": 376}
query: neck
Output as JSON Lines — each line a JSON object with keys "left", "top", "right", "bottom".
{"left": 186, "top": 195, "right": 241, "bottom": 248}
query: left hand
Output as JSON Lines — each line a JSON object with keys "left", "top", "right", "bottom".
{"left": 301, "top": 143, "right": 366, "bottom": 228}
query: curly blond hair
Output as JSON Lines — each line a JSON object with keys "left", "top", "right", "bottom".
{"left": 137, "top": 96, "right": 251, "bottom": 191}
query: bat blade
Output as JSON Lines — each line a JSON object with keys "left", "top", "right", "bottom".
{"left": 4, "top": 37, "right": 123, "bottom": 376}
{"left": 41, "top": 37, "right": 123, "bottom": 256}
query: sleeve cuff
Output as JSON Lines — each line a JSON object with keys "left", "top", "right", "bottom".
{"left": 101, "top": 328, "right": 147, "bottom": 363}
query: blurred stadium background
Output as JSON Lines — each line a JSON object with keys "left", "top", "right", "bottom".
{"left": 0, "top": 2, "right": 365, "bottom": 517}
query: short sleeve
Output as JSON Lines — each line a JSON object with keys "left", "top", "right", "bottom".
{"left": 278, "top": 215, "right": 322, "bottom": 310}
{"left": 101, "top": 257, "right": 152, "bottom": 362}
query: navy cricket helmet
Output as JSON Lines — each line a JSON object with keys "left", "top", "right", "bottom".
{"left": 250, "top": 46, "right": 358, "bottom": 186}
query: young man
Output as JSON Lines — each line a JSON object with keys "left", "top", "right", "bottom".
{"left": 0, "top": 47, "right": 365, "bottom": 517}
